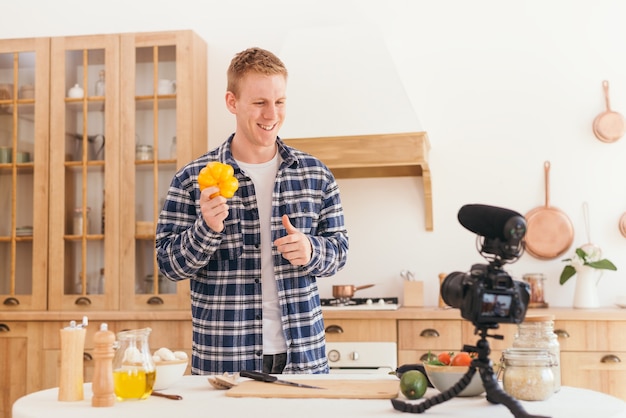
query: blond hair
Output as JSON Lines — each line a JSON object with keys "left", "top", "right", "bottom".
{"left": 227, "top": 47, "right": 288, "bottom": 97}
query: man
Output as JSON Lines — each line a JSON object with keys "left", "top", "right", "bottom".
{"left": 155, "top": 47, "right": 349, "bottom": 375}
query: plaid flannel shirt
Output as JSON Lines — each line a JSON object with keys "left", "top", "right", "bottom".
{"left": 156, "top": 135, "right": 349, "bottom": 374}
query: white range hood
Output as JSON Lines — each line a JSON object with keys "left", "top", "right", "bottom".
{"left": 278, "top": 23, "right": 422, "bottom": 139}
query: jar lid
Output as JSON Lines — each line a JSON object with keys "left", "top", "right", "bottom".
{"left": 523, "top": 314, "right": 555, "bottom": 322}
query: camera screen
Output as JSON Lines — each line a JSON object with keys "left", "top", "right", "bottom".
{"left": 480, "top": 292, "right": 512, "bottom": 317}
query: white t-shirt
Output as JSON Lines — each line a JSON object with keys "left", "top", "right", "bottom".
{"left": 235, "top": 152, "right": 287, "bottom": 354}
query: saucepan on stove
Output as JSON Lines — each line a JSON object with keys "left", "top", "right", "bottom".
{"left": 332, "top": 284, "right": 375, "bottom": 299}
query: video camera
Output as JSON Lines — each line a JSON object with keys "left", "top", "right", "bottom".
{"left": 440, "top": 204, "right": 530, "bottom": 327}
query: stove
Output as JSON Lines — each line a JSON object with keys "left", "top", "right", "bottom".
{"left": 320, "top": 297, "right": 399, "bottom": 311}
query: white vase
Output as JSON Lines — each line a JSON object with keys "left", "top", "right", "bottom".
{"left": 573, "top": 265, "right": 602, "bottom": 309}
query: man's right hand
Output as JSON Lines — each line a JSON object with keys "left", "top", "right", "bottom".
{"left": 200, "top": 186, "right": 229, "bottom": 233}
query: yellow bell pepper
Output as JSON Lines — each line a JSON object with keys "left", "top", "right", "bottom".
{"left": 198, "top": 162, "right": 239, "bottom": 198}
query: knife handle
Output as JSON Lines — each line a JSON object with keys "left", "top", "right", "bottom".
{"left": 240, "top": 370, "right": 278, "bottom": 383}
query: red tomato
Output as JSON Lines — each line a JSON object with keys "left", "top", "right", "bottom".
{"left": 437, "top": 352, "right": 452, "bottom": 365}
{"left": 451, "top": 351, "right": 472, "bottom": 367}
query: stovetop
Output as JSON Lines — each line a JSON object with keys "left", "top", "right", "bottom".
{"left": 320, "top": 297, "right": 399, "bottom": 311}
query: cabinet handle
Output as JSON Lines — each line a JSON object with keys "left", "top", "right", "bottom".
{"left": 75, "top": 296, "right": 92, "bottom": 306}
{"left": 325, "top": 325, "right": 344, "bottom": 334}
{"left": 420, "top": 328, "right": 440, "bottom": 338}
{"left": 147, "top": 296, "right": 164, "bottom": 305}
{"left": 84, "top": 352, "right": 93, "bottom": 361}
{"left": 420, "top": 352, "right": 435, "bottom": 362}
{"left": 601, "top": 354, "right": 621, "bottom": 363}
{"left": 3, "top": 297, "right": 20, "bottom": 306}
{"left": 0, "top": 323, "right": 10, "bottom": 332}
{"left": 554, "top": 329, "right": 570, "bottom": 338}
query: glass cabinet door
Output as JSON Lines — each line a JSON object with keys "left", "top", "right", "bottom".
{"left": 48, "top": 35, "right": 120, "bottom": 311}
{"left": 120, "top": 31, "right": 207, "bottom": 310}
{"left": 0, "top": 38, "right": 49, "bottom": 311}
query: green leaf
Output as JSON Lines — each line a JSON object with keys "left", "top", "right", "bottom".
{"left": 587, "top": 259, "right": 617, "bottom": 271}
{"left": 575, "top": 248, "right": 587, "bottom": 259}
{"left": 560, "top": 265, "right": 577, "bottom": 285}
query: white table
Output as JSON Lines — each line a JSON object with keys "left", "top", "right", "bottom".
{"left": 13, "top": 374, "right": 626, "bottom": 418}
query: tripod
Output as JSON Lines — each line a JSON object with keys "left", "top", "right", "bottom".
{"left": 391, "top": 325, "right": 550, "bottom": 418}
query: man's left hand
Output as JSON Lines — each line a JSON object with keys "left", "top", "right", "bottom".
{"left": 274, "top": 214, "right": 312, "bottom": 266}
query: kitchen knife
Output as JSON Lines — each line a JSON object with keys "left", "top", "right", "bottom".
{"left": 239, "top": 370, "right": 326, "bottom": 389}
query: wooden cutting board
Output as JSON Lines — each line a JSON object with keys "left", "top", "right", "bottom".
{"left": 225, "top": 379, "right": 399, "bottom": 399}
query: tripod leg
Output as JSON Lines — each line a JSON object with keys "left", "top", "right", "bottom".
{"left": 478, "top": 367, "right": 551, "bottom": 418}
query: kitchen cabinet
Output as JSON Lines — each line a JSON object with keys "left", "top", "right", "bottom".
{"left": 283, "top": 132, "right": 433, "bottom": 230}
{"left": 46, "top": 30, "right": 207, "bottom": 311}
{"left": 0, "top": 37, "right": 50, "bottom": 311}
{"left": 555, "top": 320, "right": 626, "bottom": 401}
{"left": 0, "top": 30, "right": 206, "bottom": 417}
{"left": 0, "top": 321, "right": 43, "bottom": 418}
{"left": 324, "top": 307, "right": 626, "bottom": 402}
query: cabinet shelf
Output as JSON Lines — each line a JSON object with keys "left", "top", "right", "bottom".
{"left": 283, "top": 132, "right": 433, "bottom": 231}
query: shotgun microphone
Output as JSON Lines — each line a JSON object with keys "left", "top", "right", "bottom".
{"left": 457, "top": 204, "right": 526, "bottom": 241}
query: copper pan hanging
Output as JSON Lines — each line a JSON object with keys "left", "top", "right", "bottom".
{"left": 593, "top": 80, "right": 625, "bottom": 143}
{"left": 524, "top": 161, "right": 574, "bottom": 259}
{"left": 619, "top": 212, "right": 626, "bottom": 238}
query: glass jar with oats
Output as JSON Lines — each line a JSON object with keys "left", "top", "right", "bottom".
{"left": 502, "top": 348, "right": 555, "bottom": 401}
{"left": 512, "top": 314, "right": 560, "bottom": 392}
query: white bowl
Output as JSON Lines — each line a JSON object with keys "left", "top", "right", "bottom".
{"left": 423, "top": 363, "right": 500, "bottom": 397}
{"left": 153, "top": 359, "right": 188, "bottom": 390}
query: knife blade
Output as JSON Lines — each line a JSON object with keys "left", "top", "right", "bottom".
{"left": 239, "top": 370, "right": 326, "bottom": 389}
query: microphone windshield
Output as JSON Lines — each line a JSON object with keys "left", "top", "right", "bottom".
{"left": 457, "top": 204, "right": 526, "bottom": 241}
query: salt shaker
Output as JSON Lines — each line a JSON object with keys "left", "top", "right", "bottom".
{"left": 58, "top": 316, "right": 88, "bottom": 402}
{"left": 92, "top": 323, "right": 116, "bottom": 407}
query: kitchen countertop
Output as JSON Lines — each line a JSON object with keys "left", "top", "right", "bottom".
{"left": 13, "top": 374, "right": 626, "bottom": 418}
{"left": 3, "top": 306, "right": 626, "bottom": 321}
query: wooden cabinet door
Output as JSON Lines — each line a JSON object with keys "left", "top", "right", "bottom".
{"left": 0, "top": 37, "right": 50, "bottom": 311}
{"left": 119, "top": 31, "right": 207, "bottom": 311}
{"left": 0, "top": 321, "right": 43, "bottom": 418}
{"left": 48, "top": 34, "right": 121, "bottom": 311}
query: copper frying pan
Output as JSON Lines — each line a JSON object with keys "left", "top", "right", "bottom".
{"left": 332, "top": 284, "right": 375, "bottom": 299}
{"left": 524, "top": 161, "right": 574, "bottom": 259}
{"left": 619, "top": 212, "right": 626, "bottom": 238}
{"left": 593, "top": 80, "right": 625, "bottom": 143}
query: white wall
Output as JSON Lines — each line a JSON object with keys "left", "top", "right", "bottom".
{"left": 4, "top": 0, "right": 626, "bottom": 308}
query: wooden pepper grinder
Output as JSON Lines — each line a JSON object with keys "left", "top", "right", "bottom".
{"left": 92, "top": 323, "right": 116, "bottom": 407}
{"left": 58, "top": 317, "right": 88, "bottom": 402}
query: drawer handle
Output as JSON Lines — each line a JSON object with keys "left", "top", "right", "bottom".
{"left": 147, "top": 296, "right": 164, "bottom": 305}
{"left": 325, "top": 325, "right": 344, "bottom": 334}
{"left": 75, "top": 296, "right": 91, "bottom": 306}
{"left": 84, "top": 352, "right": 93, "bottom": 361}
{"left": 420, "top": 352, "right": 435, "bottom": 362}
{"left": 0, "top": 323, "right": 10, "bottom": 332}
{"left": 3, "top": 297, "right": 20, "bottom": 306}
{"left": 420, "top": 328, "right": 440, "bottom": 338}
{"left": 601, "top": 354, "right": 621, "bottom": 363}
{"left": 554, "top": 329, "right": 570, "bottom": 338}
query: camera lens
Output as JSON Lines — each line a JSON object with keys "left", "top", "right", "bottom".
{"left": 440, "top": 272, "right": 467, "bottom": 309}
